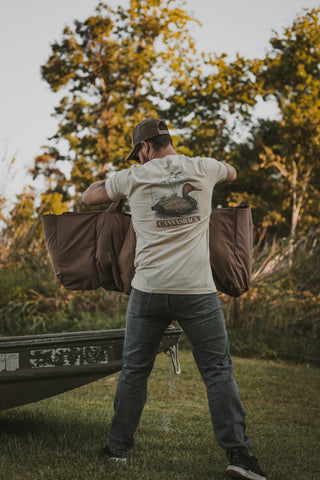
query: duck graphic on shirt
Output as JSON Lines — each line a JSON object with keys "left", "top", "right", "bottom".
{"left": 152, "top": 182, "right": 201, "bottom": 216}
{"left": 151, "top": 171, "right": 201, "bottom": 226}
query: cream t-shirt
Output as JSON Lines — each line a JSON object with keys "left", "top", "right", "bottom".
{"left": 105, "top": 154, "right": 227, "bottom": 294}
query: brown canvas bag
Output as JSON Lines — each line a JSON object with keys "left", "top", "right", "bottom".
{"left": 41, "top": 202, "right": 132, "bottom": 292}
{"left": 41, "top": 203, "right": 252, "bottom": 297}
{"left": 209, "top": 206, "right": 253, "bottom": 297}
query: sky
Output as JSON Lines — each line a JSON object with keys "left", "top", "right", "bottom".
{"left": 0, "top": 0, "right": 319, "bottom": 200}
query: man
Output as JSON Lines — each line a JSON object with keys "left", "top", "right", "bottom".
{"left": 82, "top": 118, "right": 266, "bottom": 480}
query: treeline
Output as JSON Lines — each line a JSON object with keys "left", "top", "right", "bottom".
{"left": 0, "top": 1, "right": 319, "bottom": 363}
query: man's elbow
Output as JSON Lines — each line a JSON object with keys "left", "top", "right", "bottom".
{"left": 222, "top": 162, "right": 237, "bottom": 183}
{"left": 82, "top": 190, "right": 92, "bottom": 205}
{"left": 227, "top": 165, "right": 237, "bottom": 182}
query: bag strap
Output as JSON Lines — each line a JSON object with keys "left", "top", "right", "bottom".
{"left": 106, "top": 200, "right": 123, "bottom": 213}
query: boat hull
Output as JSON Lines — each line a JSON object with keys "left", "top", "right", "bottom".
{"left": 0, "top": 327, "right": 181, "bottom": 411}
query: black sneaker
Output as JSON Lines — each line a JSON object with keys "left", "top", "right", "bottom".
{"left": 100, "top": 446, "right": 127, "bottom": 464}
{"left": 226, "top": 449, "right": 266, "bottom": 480}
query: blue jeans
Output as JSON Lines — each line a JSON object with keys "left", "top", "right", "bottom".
{"left": 108, "top": 288, "right": 252, "bottom": 456}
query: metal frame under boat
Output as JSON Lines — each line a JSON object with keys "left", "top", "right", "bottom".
{"left": 0, "top": 326, "right": 181, "bottom": 411}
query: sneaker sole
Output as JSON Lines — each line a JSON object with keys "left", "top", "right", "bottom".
{"left": 226, "top": 465, "right": 266, "bottom": 480}
{"left": 100, "top": 448, "right": 127, "bottom": 464}
{"left": 107, "top": 456, "right": 127, "bottom": 464}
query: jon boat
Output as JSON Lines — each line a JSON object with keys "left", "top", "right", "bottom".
{"left": 0, "top": 326, "right": 181, "bottom": 411}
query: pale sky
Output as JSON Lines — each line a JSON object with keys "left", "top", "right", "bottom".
{"left": 0, "top": 0, "right": 319, "bottom": 200}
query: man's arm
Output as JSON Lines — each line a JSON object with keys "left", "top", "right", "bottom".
{"left": 221, "top": 161, "right": 237, "bottom": 183}
{"left": 82, "top": 180, "right": 112, "bottom": 205}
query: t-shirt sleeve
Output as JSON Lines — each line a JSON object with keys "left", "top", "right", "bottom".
{"left": 105, "top": 169, "right": 132, "bottom": 201}
{"left": 203, "top": 158, "right": 228, "bottom": 185}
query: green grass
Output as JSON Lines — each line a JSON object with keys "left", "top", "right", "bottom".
{"left": 0, "top": 350, "right": 319, "bottom": 480}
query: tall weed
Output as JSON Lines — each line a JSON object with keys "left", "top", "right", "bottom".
{"left": 223, "top": 234, "right": 320, "bottom": 364}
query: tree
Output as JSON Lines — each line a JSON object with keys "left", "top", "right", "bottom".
{"left": 220, "top": 7, "right": 320, "bottom": 246}
{"left": 161, "top": 47, "right": 261, "bottom": 210}
{"left": 257, "top": 7, "right": 320, "bottom": 238}
{"left": 31, "top": 0, "right": 199, "bottom": 209}
{"left": 164, "top": 52, "right": 259, "bottom": 157}
{"left": 227, "top": 119, "right": 289, "bottom": 247}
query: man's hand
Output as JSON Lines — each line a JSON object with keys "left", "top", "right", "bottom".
{"left": 82, "top": 180, "right": 112, "bottom": 205}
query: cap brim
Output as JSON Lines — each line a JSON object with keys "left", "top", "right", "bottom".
{"left": 125, "top": 143, "right": 141, "bottom": 163}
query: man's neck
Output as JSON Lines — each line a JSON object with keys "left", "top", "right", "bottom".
{"left": 151, "top": 145, "right": 177, "bottom": 160}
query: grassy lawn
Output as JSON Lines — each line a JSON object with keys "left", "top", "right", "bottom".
{"left": 0, "top": 349, "right": 319, "bottom": 480}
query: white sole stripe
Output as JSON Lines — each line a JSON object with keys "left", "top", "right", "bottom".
{"left": 226, "top": 465, "right": 266, "bottom": 480}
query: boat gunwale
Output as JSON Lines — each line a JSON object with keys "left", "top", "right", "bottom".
{"left": 0, "top": 327, "right": 182, "bottom": 350}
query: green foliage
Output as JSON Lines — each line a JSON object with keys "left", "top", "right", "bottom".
{"left": 163, "top": 53, "right": 259, "bottom": 161}
{"left": 0, "top": 258, "right": 128, "bottom": 337}
{"left": 222, "top": 235, "right": 320, "bottom": 365}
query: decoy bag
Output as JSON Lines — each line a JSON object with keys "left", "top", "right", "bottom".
{"left": 41, "top": 202, "right": 253, "bottom": 297}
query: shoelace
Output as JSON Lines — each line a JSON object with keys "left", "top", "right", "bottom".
{"left": 244, "top": 454, "right": 264, "bottom": 475}
{"left": 230, "top": 450, "right": 260, "bottom": 470}
{"left": 248, "top": 456, "right": 259, "bottom": 470}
